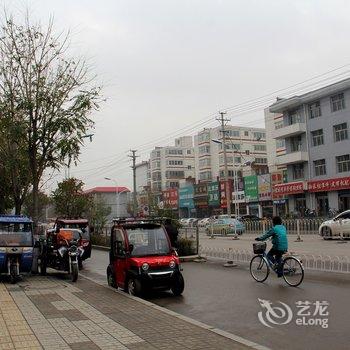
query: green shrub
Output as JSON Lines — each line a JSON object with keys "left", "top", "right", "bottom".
{"left": 90, "top": 234, "right": 109, "bottom": 247}
{"left": 177, "top": 237, "right": 196, "bottom": 256}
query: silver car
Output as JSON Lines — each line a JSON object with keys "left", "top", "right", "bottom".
{"left": 319, "top": 210, "right": 350, "bottom": 239}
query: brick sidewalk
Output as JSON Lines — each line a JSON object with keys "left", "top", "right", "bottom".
{"left": 1, "top": 276, "right": 265, "bottom": 350}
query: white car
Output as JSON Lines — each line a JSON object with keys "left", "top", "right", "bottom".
{"left": 197, "top": 218, "right": 211, "bottom": 227}
{"left": 319, "top": 210, "right": 350, "bottom": 239}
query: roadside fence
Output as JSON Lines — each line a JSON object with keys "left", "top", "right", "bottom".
{"left": 198, "top": 246, "right": 350, "bottom": 274}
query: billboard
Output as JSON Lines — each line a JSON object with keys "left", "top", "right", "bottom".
{"left": 244, "top": 175, "right": 258, "bottom": 202}
{"left": 208, "top": 181, "right": 220, "bottom": 207}
{"left": 178, "top": 185, "right": 195, "bottom": 209}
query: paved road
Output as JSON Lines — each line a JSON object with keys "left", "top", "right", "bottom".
{"left": 85, "top": 249, "right": 350, "bottom": 350}
{"left": 186, "top": 230, "right": 350, "bottom": 258}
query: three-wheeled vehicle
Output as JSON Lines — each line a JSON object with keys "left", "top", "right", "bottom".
{"left": 55, "top": 218, "right": 91, "bottom": 268}
{"left": 0, "top": 215, "right": 34, "bottom": 283}
{"left": 107, "top": 219, "right": 184, "bottom": 296}
{"left": 38, "top": 227, "right": 82, "bottom": 282}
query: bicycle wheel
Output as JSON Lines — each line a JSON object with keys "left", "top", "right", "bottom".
{"left": 250, "top": 255, "right": 269, "bottom": 282}
{"left": 282, "top": 257, "right": 304, "bottom": 287}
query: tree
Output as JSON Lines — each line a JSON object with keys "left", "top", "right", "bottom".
{"left": 87, "top": 198, "right": 111, "bottom": 234}
{"left": 23, "top": 190, "right": 50, "bottom": 222}
{"left": 0, "top": 14, "right": 102, "bottom": 224}
{"left": 52, "top": 178, "right": 91, "bottom": 218}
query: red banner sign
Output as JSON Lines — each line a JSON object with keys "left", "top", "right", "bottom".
{"left": 162, "top": 188, "right": 178, "bottom": 208}
{"left": 308, "top": 176, "right": 350, "bottom": 192}
{"left": 273, "top": 182, "right": 305, "bottom": 196}
{"left": 220, "top": 180, "right": 232, "bottom": 208}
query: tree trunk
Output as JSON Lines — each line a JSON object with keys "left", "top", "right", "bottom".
{"left": 32, "top": 178, "right": 39, "bottom": 226}
{"left": 14, "top": 201, "right": 21, "bottom": 215}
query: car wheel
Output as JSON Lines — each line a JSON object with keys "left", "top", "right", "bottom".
{"left": 107, "top": 267, "right": 116, "bottom": 288}
{"left": 127, "top": 278, "right": 142, "bottom": 296}
{"left": 322, "top": 227, "right": 332, "bottom": 240}
{"left": 171, "top": 274, "right": 185, "bottom": 296}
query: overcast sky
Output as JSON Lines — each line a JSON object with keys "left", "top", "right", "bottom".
{"left": 6, "top": 0, "right": 350, "bottom": 191}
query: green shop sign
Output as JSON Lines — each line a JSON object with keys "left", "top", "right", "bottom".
{"left": 244, "top": 175, "right": 258, "bottom": 201}
{"left": 207, "top": 181, "right": 220, "bottom": 206}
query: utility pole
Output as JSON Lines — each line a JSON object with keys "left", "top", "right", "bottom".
{"left": 216, "top": 111, "right": 231, "bottom": 216}
{"left": 129, "top": 150, "right": 139, "bottom": 217}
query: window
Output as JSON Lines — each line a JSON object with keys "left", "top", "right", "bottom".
{"left": 166, "top": 170, "right": 185, "bottom": 178}
{"left": 199, "top": 171, "right": 212, "bottom": 180}
{"left": 274, "top": 120, "right": 284, "bottom": 129}
{"left": 199, "top": 158, "right": 211, "bottom": 167}
{"left": 308, "top": 101, "right": 321, "bottom": 118}
{"left": 288, "top": 110, "right": 302, "bottom": 125}
{"left": 333, "top": 123, "right": 348, "bottom": 142}
{"left": 187, "top": 149, "right": 192, "bottom": 154}
{"left": 113, "top": 229, "right": 125, "bottom": 256}
{"left": 187, "top": 165, "right": 192, "bottom": 170}
{"left": 228, "top": 130, "right": 240, "bottom": 137}
{"left": 168, "top": 160, "right": 183, "bottom": 166}
{"left": 290, "top": 135, "right": 302, "bottom": 152}
{"left": 292, "top": 164, "right": 304, "bottom": 179}
{"left": 311, "top": 129, "right": 324, "bottom": 147}
{"left": 198, "top": 132, "right": 210, "bottom": 143}
{"left": 244, "top": 131, "right": 249, "bottom": 137}
{"left": 220, "top": 143, "right": 240, "bottom": 151}
{"left": 245, "top": 150, "right": 250, "bottom": 155}
{"left": 336, "top": 154, "right": 350, "bottom": 173}
{"left": 199, "top": 145, "right": 210, "bottom": 154}
{"left": 253, "top": 132, "right": 266, "bottom": 140}
{"left": 169, "top": 181, "right": 179, "bottom": 188}
{"left": 152, "top": 172, "right": 161, "bottom": 181}
{"left": 331, "top": 93, "right": 345, "bottom": 112}
{"left": 276, "top": 139, "right": 285, "bottom": 148}
{"left": 234, "top": 157, "right": 241, "bottom": 164}
{"left": 254, "top": 157, "right": 267, "bottom": 164}
{"left": 314, "top": 159, "right": 326, "bottom": 176}
{"left": 253, "top": 144, "right": 266, "bottom": 151}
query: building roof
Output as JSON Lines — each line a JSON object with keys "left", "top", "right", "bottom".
{"left": 84, "top": 186, "right": 130, "bottom": 194}
{"left": 269, "top": 77, "right": 350, "bottom": 113}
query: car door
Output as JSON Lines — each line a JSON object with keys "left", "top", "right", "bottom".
{"left": 339, "top": 211, "right": 350, "bottom": 236}
{"left": 113, "top": 229, "right": 127, "bottom": 288}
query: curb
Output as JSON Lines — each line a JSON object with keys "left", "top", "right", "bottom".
{"left": 80, "top": 273, "right": 271, "bottom": 350}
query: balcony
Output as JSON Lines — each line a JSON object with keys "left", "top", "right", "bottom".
{"left": 275, "top": 151, "right": 308, "bottom": 165}
{"left": 272, "top": 122, "right": 306, "bottom": 139}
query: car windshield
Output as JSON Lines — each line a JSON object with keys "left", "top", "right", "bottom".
{"left": 126, "top": 227, "right": 170, "bottom": 257}
{"left": 0, "top": 223, "right": 33, "bottom": 247}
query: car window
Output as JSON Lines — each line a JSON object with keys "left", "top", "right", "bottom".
{"left": 114, "top": 229, "right": 125, "bottom": 256}
{"left": 336, "top": 212, "right": 350, "bottom": 220}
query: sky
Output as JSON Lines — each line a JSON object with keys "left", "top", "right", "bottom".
{"left": 5, "top": 0, "right": 350, "bottom": 192}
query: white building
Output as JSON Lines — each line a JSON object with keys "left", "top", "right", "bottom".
{"left": 149, "top": 136, "right": 195, "bottom": 192}
{"left": 135, "top": 161, "right": 150, "bottom": 192}
{"left": 194, "top": 125, "right": 268, "bottom": 182}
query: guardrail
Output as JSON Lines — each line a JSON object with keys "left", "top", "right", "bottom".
{"left": 199, "top": 246, "right": 350, "bottom": 273}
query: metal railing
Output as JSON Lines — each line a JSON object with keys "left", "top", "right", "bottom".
{"left": 199, "top": 246, "right": 350, "bottom": 273}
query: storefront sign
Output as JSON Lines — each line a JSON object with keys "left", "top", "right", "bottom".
{"left": 194, "top": 183, "right": 208, "bottom": 208}
{"left": 232, "top": 190, "right": 245, "bottom": 204}
{"left": 308, "top": 176, "right": 350, "bottom": 192}
{"left": 208, "top": 181, "right": 220, "bottom": 207}
{"left": 271, "top": 171, "right": 287, "bottom": 200}
{"left": 220, "top": 180, "right": 232, "bottom": 208}
{"left": 178, "top": 185, "right": 194, "bottom": 209}
{"left": 273, "top": 181, "right": 305, "bottom": 196}
{"left": 244, "top": 175, "right": 258, "bottom": 202}
{"left": 258, "top": 174, "right": 271, "bottom": 201}
{"left": 162, "top": 188, "right": 178, "bottom": 209}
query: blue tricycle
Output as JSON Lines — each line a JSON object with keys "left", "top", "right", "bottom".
{"left": 0, "top": 215, "right": 34, "bottom": 283}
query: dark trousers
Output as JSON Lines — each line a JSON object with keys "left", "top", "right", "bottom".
{"left": 267, "top": 248, "right": 285, "bottom": 274}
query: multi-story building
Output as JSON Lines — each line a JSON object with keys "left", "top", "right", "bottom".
{"left": 194, "top": 125, "right": 268, "bottom": 183}
{"left": 149, "top": 136, "right": 195, "bottom": 192}
{"left": 135, "top": 161, "right": 150, "bottom": 192}
{"left": 269, "top": 78, "right": 350, "bottom": 216}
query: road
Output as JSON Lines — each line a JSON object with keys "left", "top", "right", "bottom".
{"left": 84, "top": 249, "right": 350, "bottom": 350}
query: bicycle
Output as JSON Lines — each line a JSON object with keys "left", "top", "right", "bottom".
{"left": 250, "top": 242, "right": 304, "bottom": 287}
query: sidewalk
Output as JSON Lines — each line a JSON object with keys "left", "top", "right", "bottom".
{"left": 1, "top": 275, "right": 267, "bottom": 350}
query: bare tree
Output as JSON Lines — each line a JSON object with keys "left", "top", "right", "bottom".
{"left": 0, "top": 13, "right": 102, "bottom": 223}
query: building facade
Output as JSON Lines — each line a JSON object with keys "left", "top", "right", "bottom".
{"left": 149, "top": 136, "right": 195, "bottom": 193}
{"left": 135, "top": 161, "right": 150, "bottom": 192}
{"left": 269, "top": 78, "right": 350, "bottom": 216}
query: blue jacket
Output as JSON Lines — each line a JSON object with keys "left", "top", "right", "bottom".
{"left": 258, "top": 225, "right": 288, "bottom": 252}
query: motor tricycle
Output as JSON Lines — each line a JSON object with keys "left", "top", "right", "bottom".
{"left": 54, "top": 218, "right": 91, "bottom": 268}
{"left": 38, "top": 228, "right": 83, "bottom": 282}
{"left": 107, "top": 218, "right": 184, "bottom": 297}
{"left": 0, "top": 215, "right": 34, "bottom": 284}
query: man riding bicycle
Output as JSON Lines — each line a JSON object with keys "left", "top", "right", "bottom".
{"left": 255, "top": 216, "right": 288, "bottom": 277}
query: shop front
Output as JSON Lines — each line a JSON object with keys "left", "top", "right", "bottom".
{"left": 308, "top": 176, "right": 350, "bottom": 214}
{"left": 194, "top": 183, "right": 209, "bottom": 218}
{"left": 258, "top": 174, "right": 273, "bottom": 218}
{"left": 244, "top": 175, "right": 260, "bottom": 217}
{"left": 273, "top": 181, "right": 306, "bottom": 217}
{"left": 178, "top": 185, "right": 195, "bottom": 218}
{"left": 271, "top": 171, "right": 288, "bottom": 216}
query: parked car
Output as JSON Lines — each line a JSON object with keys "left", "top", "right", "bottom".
{"left": 319, "top": 210, "right": 350, "bottom": 239}
{"left": 240, "top": 214, "right": 261, "bottom": 222}
{"left": 107, "top": 219, "right": 184, "bottom": 296}
{"left": 205, "top": 218, "right": 245, "bottom": 235}
{"left": 197, "top": 218, "right": 211, "bottom": 227}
